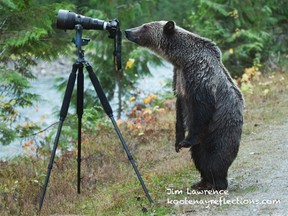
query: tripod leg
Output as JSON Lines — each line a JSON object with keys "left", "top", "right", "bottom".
{"left": 77, "top": 64, "right": 84, "bottom": 194}
{"left": 109, "top": 117, "right": 154, "bottom": 204}
{"left": 39, "top": 64, "right": 78, "bottom": 211}
{"left": 85, "top": 63, "right": 154, "bottom": 204}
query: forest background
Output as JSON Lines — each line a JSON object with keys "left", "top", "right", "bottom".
{"left": 0, "top": 0, "right": 287, "bottom": 147}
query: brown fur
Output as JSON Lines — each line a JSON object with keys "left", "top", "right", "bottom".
{"left": 125, "top": 21, "right": 244, "bottom": 190}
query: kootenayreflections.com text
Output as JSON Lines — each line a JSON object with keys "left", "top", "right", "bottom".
{"left": 166, "top": 187, "right": 280, "bottom": 208}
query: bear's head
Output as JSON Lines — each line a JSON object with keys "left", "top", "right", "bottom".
{"left": 125, "top": 21, "right": 222, "bottom": 65}
{"left": 125, "top": 20, "right": 175, "bottom": 47}
{"left": 125, "top": 21, "right": 179, "bottom": 61}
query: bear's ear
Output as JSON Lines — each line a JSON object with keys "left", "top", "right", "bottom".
{"left": 164, "top": 20, "right": 175, "bottom": 34}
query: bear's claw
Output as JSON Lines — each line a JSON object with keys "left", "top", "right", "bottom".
{"left": 175, "top": 138, "right": 199, "bottom": 152}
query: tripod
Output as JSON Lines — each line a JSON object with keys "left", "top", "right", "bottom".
{"left": 39, "top": 24, "right": 153, "bottom": 211}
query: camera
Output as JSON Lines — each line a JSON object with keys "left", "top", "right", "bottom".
{"left": 56, "top": 9, "right": 122, "bottom": 70}
{"left": 57, "top": 9, "right": 117, "bottom": 31}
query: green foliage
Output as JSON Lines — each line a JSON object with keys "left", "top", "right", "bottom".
{"left": 187, "top": 0, "right": 288, "bottom": 76}
{"left": 0, "top": 67, "right": 40, "bottom": 144}
{"left": 0, "top": 0, "right": 73, "bottom": 145}
{"left": 149, "top": 0, "right": 193, "bottom": 24}
{"left": 0, "top": 0, "right": 74, "bottom": 66}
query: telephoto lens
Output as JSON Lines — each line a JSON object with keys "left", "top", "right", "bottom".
{"left": 56, "top": 9, "right": 108, "bottom": 30}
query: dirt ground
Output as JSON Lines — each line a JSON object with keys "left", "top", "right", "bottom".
{"left": 172, "top": 119, "right": 288, "bottom": 216}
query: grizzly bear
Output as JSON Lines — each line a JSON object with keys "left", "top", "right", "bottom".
{"left": 125, "top": 21, "right": 244, "bottom": 190}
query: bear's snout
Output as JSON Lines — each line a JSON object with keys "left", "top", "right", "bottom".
{"left": 125, "top": 28, "right": 136, "bottom": 42}
{"left": 125, "top": 26, "right": 143, "bottom": 44}
{"left": 125, "top": 29, "right": 133, "bottom": 40}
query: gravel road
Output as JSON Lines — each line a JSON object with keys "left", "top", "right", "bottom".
{"left": 172, "top": 120, "right": 288, "bottom": 216}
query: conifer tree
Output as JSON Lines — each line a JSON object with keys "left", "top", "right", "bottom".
{"left": 0, "top": 0, "right": 72, "bottom": 145}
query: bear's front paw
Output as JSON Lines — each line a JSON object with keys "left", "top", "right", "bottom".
{"left": 175, "top": 143, "right": 181, "bottom": 153}
{"left": 179, "top": 139, "right": 193, "bottom": 148}
{"left": 175, "top": 140, "right": 194, "bottom": 153}
{"left": 176, "top": 140, "right": 191, "bottom": 153}
{"left": 180, "top": 137, "right": 199, "bottom": 149}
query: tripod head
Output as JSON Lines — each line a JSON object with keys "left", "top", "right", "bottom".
{"left": 72, "top": 24, "right": 90, "bottom": 63}
{"left": 72, "top": 21, "right": 122, "bottom": 71}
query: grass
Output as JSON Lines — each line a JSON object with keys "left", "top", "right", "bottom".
{"left": 1, "top": 67, "right": 288, "bottom": 215}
